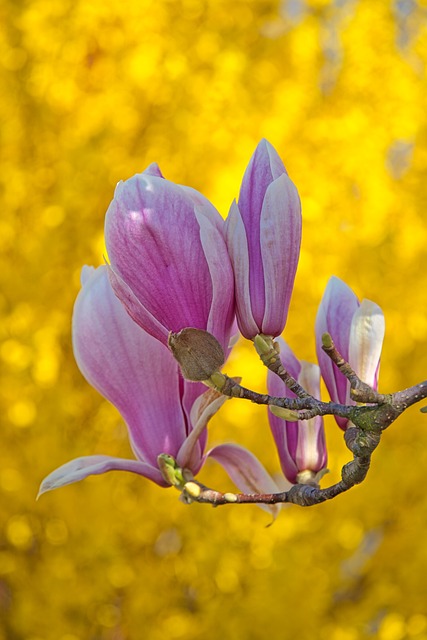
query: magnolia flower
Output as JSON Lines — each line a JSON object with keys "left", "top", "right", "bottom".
{"left": 225, "top": 139, "right": 302, "bottom": 340}
{"left": 39, "top": 267, "right": 279, "bottom": 513}
{"left": 315, "top": 276, "right": 385, "bottom": 429}
{"left": 105, "top": 164, "right": 235, "bottom": 352}
{"left": 267, "top": 339, "right": 327, "bottom": 484}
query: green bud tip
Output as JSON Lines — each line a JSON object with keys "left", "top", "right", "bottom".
{"left": 253, "top": 334, "right": 273, "bottom": 355}
{"left": 184, "top": 482, "right": 201, "bottom": 499}
{"left": 269, "top": 406, "right": 300, "bottom": 422}
{"left": 321, "top": 332, "right": 333, "bottom": 349}
{"left": 206, "top": 370, "right": 227, "bottom": 391}
{"left": 157, "top": 454, "right": 185, "bottom": 488}
{"left": 224, "top": 492, "right": 238, "bottom": 503}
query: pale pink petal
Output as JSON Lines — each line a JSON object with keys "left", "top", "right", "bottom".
{"left": 177, "top": 388, "right": 228, "bottom": 471}
{"left": 143, "top": 163, "right": 165, "bottom": 178}
{"left": 225, "top": 200, "right": 259, "bottom": 339}
{"left": 208, "top": 443, "right": 281, "bottom": 517}
{"left": 38, "top": 455, "right": 166, "bottom": 497}
{"left": 295, "top": 362, "right": 326, "bottom": 473}
{"left": 268, "top": 340, "right": 327, "bottom": 483}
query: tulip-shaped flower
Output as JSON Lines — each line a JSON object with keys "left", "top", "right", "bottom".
{"left": 315, "top": 276, "right": 385, "bottom": 429}
{"left": 267, "top": 339, "right": 327, "bottom": 484}
{"left": 39, "top": 267, "right": 279, "bottom": 510}
{"left": 225, "top": 139, "right": 302, "bottom": 340}
{"left": 105, "top": 164, "right": 235, "bottom": 352}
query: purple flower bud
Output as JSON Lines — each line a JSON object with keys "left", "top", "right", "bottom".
{"left": 225, "top": 139, "right": 302, "bottom": 339}
{"left": 267, "top": 339, "right": 327, "bottom": 484}
{"left": 105, "top": 166, "right": 235, "bottom": 352}
{"left": 39, "top": 266, "right": 279, "bottom": 510}
{"left": 315, "top": 276, "right": 385, "bottom": 429}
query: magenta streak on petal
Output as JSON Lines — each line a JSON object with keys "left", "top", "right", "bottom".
{"left": 260, "top": 174, "right": 302, "bottom": 337}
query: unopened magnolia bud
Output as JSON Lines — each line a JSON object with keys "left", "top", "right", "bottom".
{"left": 157, "top": 454, "right": 185, "bottom": 487}
{"left": 224, "top": 492, "right": 238, "bottom": 503}
{"left": 269, "top": 405, "right": 300, "bottom": 422}
{"left": 168, "top": 328, "right": 225, "bottom": 381}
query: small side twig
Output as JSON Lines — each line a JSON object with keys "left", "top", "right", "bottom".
{"left": 253, "top": 334, "right": 310, "bottom": 398}
{"left": 321, "top": 332, "right": 389, "bottom": 404}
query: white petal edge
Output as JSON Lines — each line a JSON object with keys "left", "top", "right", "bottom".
{"left": 348, "top": 299, "right": 385, "bottom": 387}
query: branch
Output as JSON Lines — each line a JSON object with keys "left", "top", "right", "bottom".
{"left": 182, "top": 425, "right": 380, "bottom": 508}
{"left": 168, "top": 327, "right": 427, "bottom": 510}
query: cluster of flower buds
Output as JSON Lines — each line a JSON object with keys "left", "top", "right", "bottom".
{"left": 39, "top": 140, "right": 385, "bottom": 506}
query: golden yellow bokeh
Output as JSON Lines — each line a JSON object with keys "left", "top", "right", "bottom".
{"left": 2, "top": 0, "right": 427, "bottom": 638}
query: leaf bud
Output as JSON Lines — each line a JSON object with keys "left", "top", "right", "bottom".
{"left": 168, "top": 328, "right": 225, "bottom": 381}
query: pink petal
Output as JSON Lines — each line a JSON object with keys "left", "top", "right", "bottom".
{"left": 316, "top": 277, "right": 359, "bottom": 416}
{"left": 295, "top": 362, "right": 326, "bottom": 473}
{"left": 107, "top": 264, "right": 169, "bottom": 344}
{"left": 143, "top": 163, "right": 165, "bottom": 178}
{"left": 237, "top": 140, "right": 288, "bottom": 328}
{"left": 225, "top": 200, "right": 259, "bottom": 339}
{"left": 73, "top": 266, "right": 188, "bottom": 467}
{"left": 195, "top": 207, "right": 235, "bottom": 351}
{"left": 208, "top": 443, "right": 281, "bottom": 517}
{"left": 38, "top": 455, "right": 166, "bottom": 497}
{"left": 177, "top": 387, "right": 229, "bottom": 471}
{"left": 105, "top": 173, "right": 217, "bottom": 337}
{"left": 261, "top": 174, "right": 301, "bottom": 337}
{"left": 267, "top": 339, "right": 327, "bottom": 483}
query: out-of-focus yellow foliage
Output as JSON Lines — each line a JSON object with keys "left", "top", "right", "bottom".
{"left": 1, "top": 0, "right": 427, "bottom": 638}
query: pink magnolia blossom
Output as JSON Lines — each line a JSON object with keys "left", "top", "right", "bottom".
{"left": 315, "top": 276, "right": 385, "bottom": 429}
{"left": 39, "top": 267, "right": 278, "bottom": 511}
{"left": 105, "top": 165, "right": 235, "bottom": 352}
{"left": 268, "top": 339, "right": 327, "bottom": 484}
{"left": 225, "top": 139, "right": 302, "bottom": 339}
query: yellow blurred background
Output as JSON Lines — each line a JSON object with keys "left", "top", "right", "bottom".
{"left": 2, "top": 0, "right": 427, "bottom": 638}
